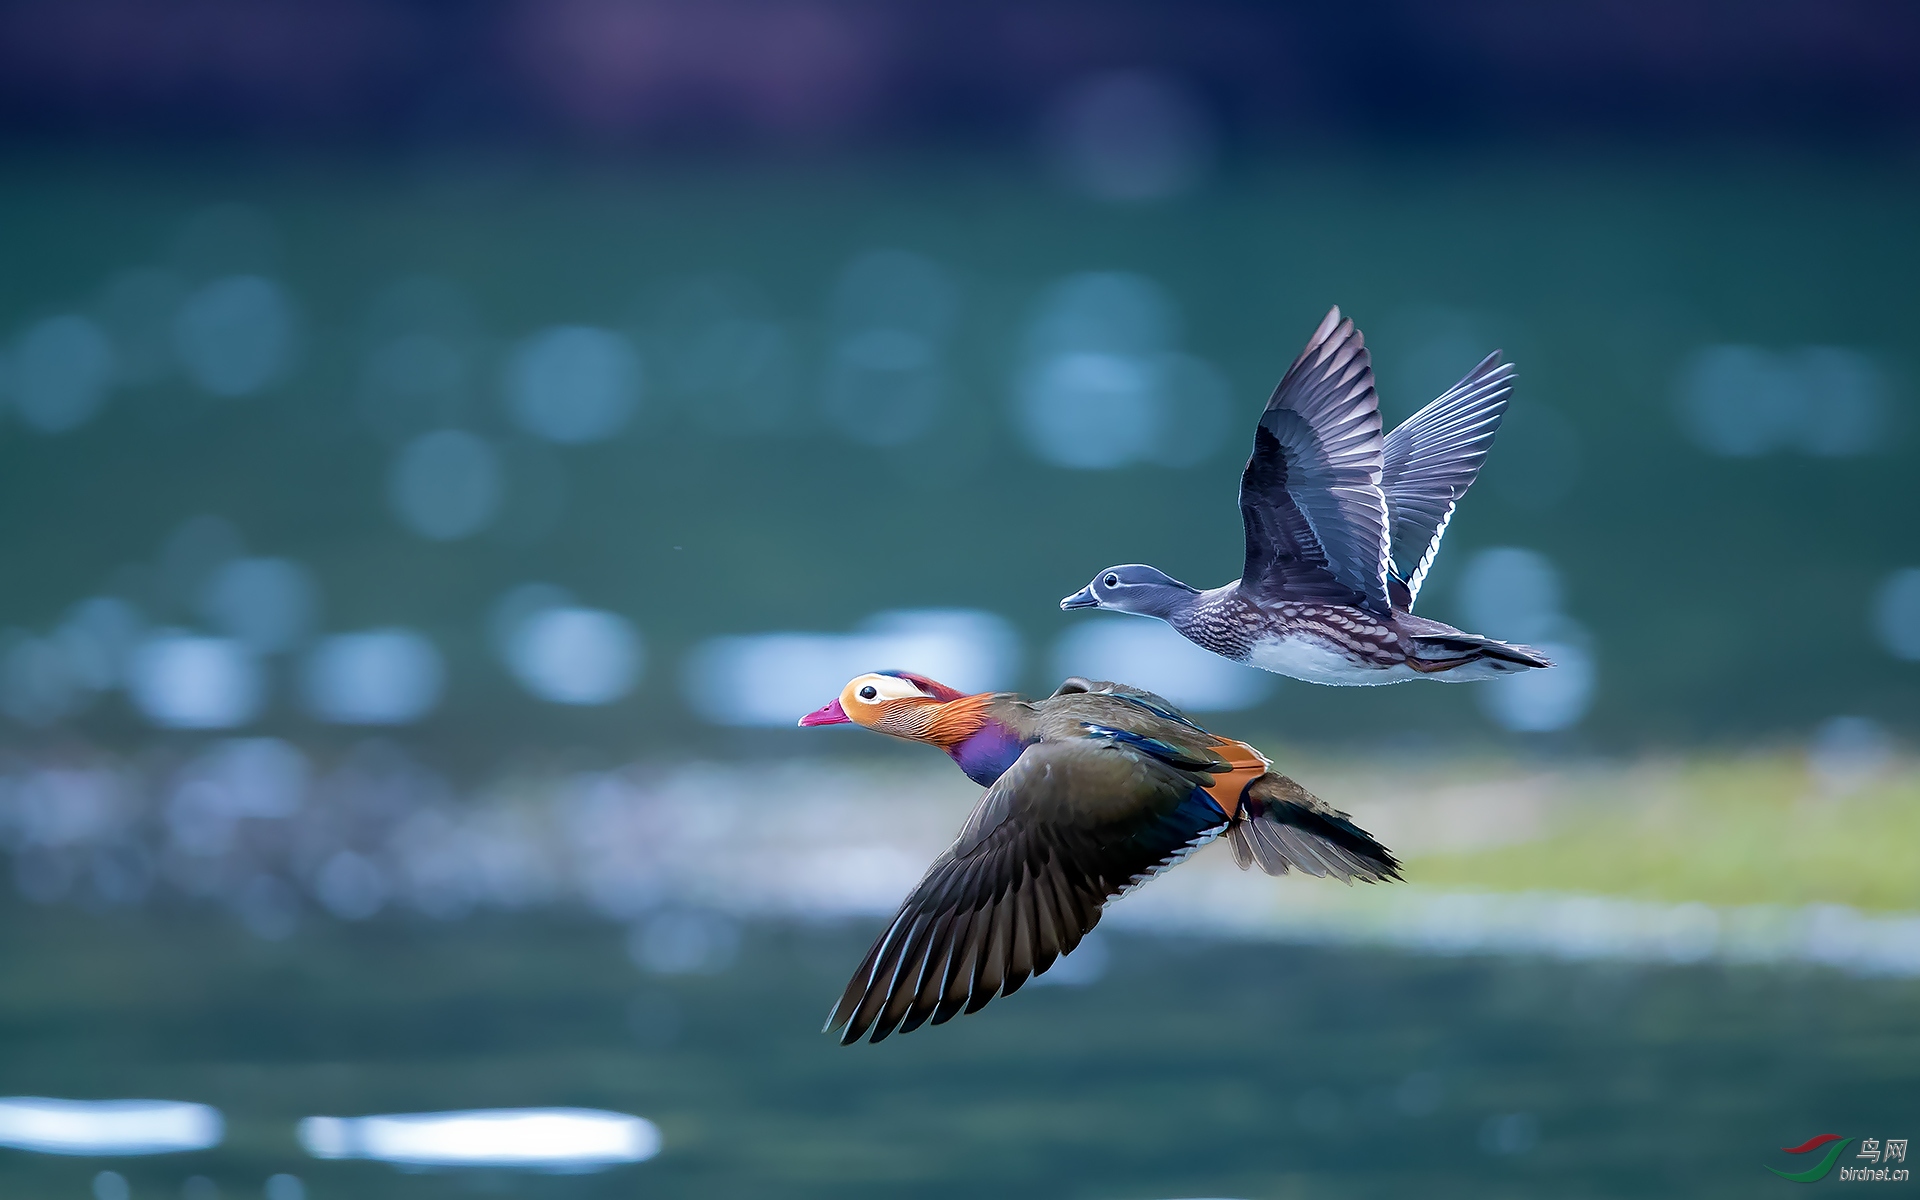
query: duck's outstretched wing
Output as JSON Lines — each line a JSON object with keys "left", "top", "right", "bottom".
{"left": 1226, "top": 772, "right": 1400, "bottom": 883}
{"left": 1382, "top": 352, "right": 1515, "bottom": 609}
{"left": 825, "top": 732, "right": 1228, "bottom": 1045}
{"left": 1239, "top": 307, "right": 1391, "bottom": 614}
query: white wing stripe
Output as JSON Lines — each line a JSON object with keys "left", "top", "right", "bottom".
{"left": 1381, "top": 353, "right": 1515, "bottom": 609}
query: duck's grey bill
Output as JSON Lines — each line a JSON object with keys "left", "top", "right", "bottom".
{"left": 1060, "top": 586, "right": 1099, "bottom": 611}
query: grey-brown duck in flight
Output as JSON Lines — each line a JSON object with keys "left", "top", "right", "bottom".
{"left": 1062, "top": 306, "right": 1551, "bottom": 684}
{"left": 798, "top": 669, "right": 1399, "bottom": 1044}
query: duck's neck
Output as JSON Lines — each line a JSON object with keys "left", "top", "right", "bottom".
{"left": 917, "top": 695, "right": 1031, "bottom": 786}
{"left": 1140, "top": 580, "right": 1204, "bottom": 623}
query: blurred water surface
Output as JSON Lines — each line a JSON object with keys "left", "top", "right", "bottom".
{"left": 0, "top": 745, "right": 1913, "bottom": 1196}
{"left": 2, "top": 903, "right": 1916, "bottom": 1200}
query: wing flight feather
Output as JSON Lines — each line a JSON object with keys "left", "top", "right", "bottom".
{"left": 1382, "top": 351, "right": 1515, "bottom": 609}
{"left": 1239, "top": 307, "right": 1392, "bottom": 613}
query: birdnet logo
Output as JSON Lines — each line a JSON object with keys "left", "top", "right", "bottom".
{"left": 1766, "top": 1134, "right": 1909, "bottom": 1183}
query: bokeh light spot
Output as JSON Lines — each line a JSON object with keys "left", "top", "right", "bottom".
{"left": 173, "top": 275, "right": 297, "bottom": 397}
{"left": 264, "top": 1174, "right": 306, "bottom": 1200}
{"left": 0, "top": 1098, "right": 223, "bottom": 1156}
{"left": 1456, "top": 547, "right": 1564, "bottom": 638}
{"left": 128, "top": 634, "right": 262, "bottom": 730}
{"left": 316, "top": 850, "right": 389, "bottom": 920}
{"left": 389, "top": 430, "right": 501, "bottom": 541}
{"left": 1014, "top": 272, "right": 1230, "bottom": 469}
{"left": 1457, "top": 548, "right": 1596, "bottom": 733}
{"left": 302, "top": 629, "right": 443, "bottom": 726}
{"left": 1676, "top": 344, "right": 1889, "bottom": 458}
{"left": 10, "top": 314, "right": 115, "bottom": 433}
{"left": 505, "top": 326, "right": 640, "bottom": 444}
{"left": 1873, "top": 568, "right": 1920, "bottom": 661}
{"left": 1019, "top": 351, "right": 1158, "bottom": 468}
{"left": 298, "top": 1108, "right": 660, "bottom": 1169}
{"left": 201, "top": 557, "right": 317, "bottom": 654}
{"left": 506, "top": 606, "right": 643, "bottom": 706}
{"left": 57, "top": 597, "right": 145, "bottom": 691}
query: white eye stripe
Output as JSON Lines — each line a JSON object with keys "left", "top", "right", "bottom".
{"left": 847, "top": 674, "right": 925, "bottom": 704}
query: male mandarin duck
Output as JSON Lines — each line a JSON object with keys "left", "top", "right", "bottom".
{"left": 798, "top": 669, "right": 1399, "bottom": 1044}
{"left": 1062, "top": 305, "right": 1553, "bottom": 684}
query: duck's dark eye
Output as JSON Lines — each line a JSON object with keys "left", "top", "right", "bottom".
{"left": 858, "top": 685, "right": 878, "bottom": 700}
{"left": 1104, "top": 573, "right": 1119, "bottom": 588}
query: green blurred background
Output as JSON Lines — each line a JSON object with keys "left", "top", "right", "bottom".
{"left": 4, "top": 153, "right": 1918, "bottom": 753}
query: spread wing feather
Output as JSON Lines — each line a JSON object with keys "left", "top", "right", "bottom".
{"left": 1239, "top": 307, "right": 1392, "bottom": 614}
{"left": 824, "top": 737, "right": 1228, "bottom": 1044}
{"left": 1382, "top": 351, "right": 1515, "bottom": 609}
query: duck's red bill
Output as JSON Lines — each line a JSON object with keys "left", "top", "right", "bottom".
{"left": 798, "top": 698, "right": 850, "bottom": 727}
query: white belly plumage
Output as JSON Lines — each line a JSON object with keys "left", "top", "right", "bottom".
{"left": 1245, "top": 633, "right": 1420, "bottom": 686}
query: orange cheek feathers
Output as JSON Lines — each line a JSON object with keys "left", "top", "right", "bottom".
{"left": 839, "top": 690, "right": 941, "bottom": 739}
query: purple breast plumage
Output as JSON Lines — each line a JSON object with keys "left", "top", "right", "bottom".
{"left": 945, "top": 719, "right": 1030, "bottom": 786}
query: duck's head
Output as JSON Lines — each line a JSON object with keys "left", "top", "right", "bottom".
{"left": 799, "top": 670, "right": 1028, "bottom": 786}
{"left": 797, "top": 670, "right": 968, "bottom": 740}
{"left": 1060, "top": 564, "right": 1199, "bottom": 618}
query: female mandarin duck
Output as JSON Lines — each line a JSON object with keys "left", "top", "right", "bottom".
{"left": 798, "top": 669, "right": 1399, "bottom": 1044}
{"left": 1062, "top": 305, "right": 1552, "bottom": 684}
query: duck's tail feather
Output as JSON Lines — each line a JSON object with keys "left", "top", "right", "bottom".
{"left": 1227, "top": 773, "right": 1401, "bottom": 884}
{"left": 1406, "top": 631, "right": 1554, "bottom": 681}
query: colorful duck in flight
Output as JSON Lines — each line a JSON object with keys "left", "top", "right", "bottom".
{"left": 798, "top": 670, "right": 1399, "bottom": 1044}
{"left": 1062, "top": 306, "right": 1552, "bottom": 684}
